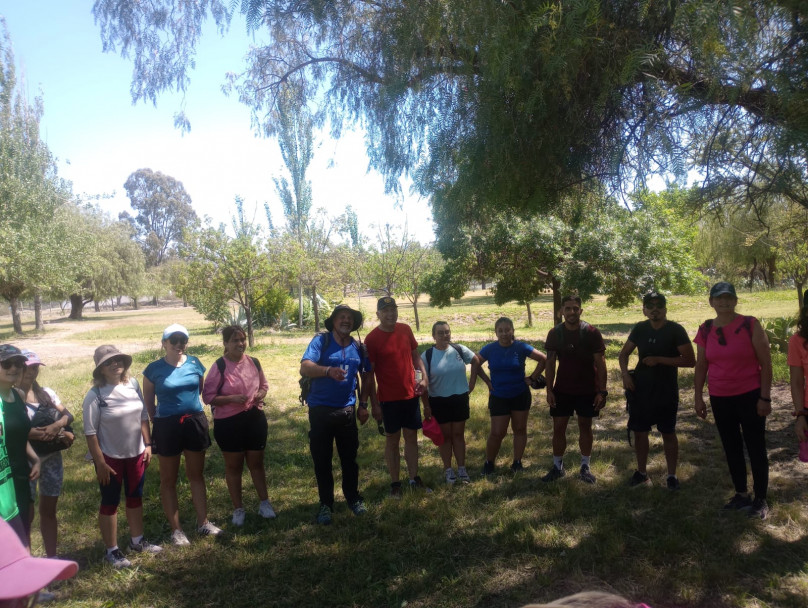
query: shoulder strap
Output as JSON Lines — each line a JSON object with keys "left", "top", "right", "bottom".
{"left": 250, "top": 356, "right": 262, "bottom": 373}
{"left": 215, "top": 357, "right": 227, "bottom": 395}
{"left": 425, "top": 346, "right": 435, "bottom": 376}
{"left": 93, "top": 385, "right": 107, "bottom": 408}
{"left": 736, "top": 316, "right": 754, "bottom": 338}
{"left": 451, "top": 343, "right": 463, "bottom": 356}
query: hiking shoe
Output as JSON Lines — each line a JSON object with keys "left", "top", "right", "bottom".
{"left": 510, "top": 460, "right": 524, "bottom": 473}
{"left": 128, "top": 538, "right": 163, "bottom": 554}
{"left": 482, "top": 460, "right": 495, "bottom": 476}
{"left": 445, "top": 468, "right": 457, "bottom": 485}
{"left": 258, "top": 500, "right": 277, "bottom": 519}
{"left": 197, "top": 521, "right": 223, "bottom": 536}
{"left": 666, "top": 475, "right": 680, "bottom": 491}
{"left": 629, "top": 471, "right": 651, "bottom": 487}
{"left": 748, "top": 498, "right": 769, "bottom": 520}
{"left": 171, "top": 529, "right": 191, "bottom": 546}
{"left": 348, "top": 499, "right": 367, "bottom": 516}
{"left": 390, "top": 482, "right": 403, "bottom": 499}
{"left": 723, "top": 493, "right": 753, "bottom": 511}
{"left": 409, "top": 476, "right": 433, "bottom": 493}
{"left": 457, "top": 466, "right": 471, "bottom": 484}
{"left": 316, "top": 504, "right": 332, "bottom": 525}
{"left": 37, "top": 589, "right": 56, "bottom": 602}
{"left": 104, "top": 548, "right": 131, "bottom": 569}
{"left": 579, "top": 464, "right": 596, "bottom": 484}
{"left": 542, "top": 465, "right": 565, "bottom": 482}
{"left": 232, "top": 507, "right": 246, "bottom": 527}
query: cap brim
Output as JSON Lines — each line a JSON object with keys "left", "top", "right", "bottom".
{"left": 0, "top": 555, "right": 78, "bottom": 599}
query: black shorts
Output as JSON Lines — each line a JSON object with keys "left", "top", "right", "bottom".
{"left": 627, "top": 391, "right": 678, "bottom": 434}
{"left": 488, "top": 389, "right": 531, "bottom": 417}
{"left": 214, "top": 406, "right": 268, "bottom": 452}
{"left": 550, "top": 392, "right": 598, "bottom": 418}
{"left": 152, "top": 410, "right": 212, "bottom": 457}
{"left": 380, "top": 397, "right": 422, "bottom": 434}
{"left": 430, "top": 393, "right": 470, "bottom": 424}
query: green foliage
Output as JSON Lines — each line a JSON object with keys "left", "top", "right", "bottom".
{"left": 760, "top": 316, "right": 797, "bottom": 353}
{"left": 251, "top": 286, "right": 296, "bottom": 329}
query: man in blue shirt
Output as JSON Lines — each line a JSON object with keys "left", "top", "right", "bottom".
{"left": 300, "top": 305, "right": 370, "bottom": 525}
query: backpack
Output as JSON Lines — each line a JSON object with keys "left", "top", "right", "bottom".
{"left": 551, "top": 320, "right": 591, "bottom": 355}
{"left": 698, "top": 316, "right": 753, "bottom": 343}
{"left": 298, "top": 332, "right": 367, "bottom": 406}
{"left": 424, "top": 344, "right": 464, "bottom": 376}
{"left": 212, "top": 356, "right": 263, "bottom": 416}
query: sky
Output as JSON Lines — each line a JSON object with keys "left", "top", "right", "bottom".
{"left": 0, "top": 2, "right": 436, "bottom": 243}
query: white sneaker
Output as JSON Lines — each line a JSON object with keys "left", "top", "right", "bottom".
{"left": 232, "top": 507, "right": 246, "bottom": 527}
{"left": 129, "top": 538, "right": 163, "bottom": 553}
{"left": 258, "top": 500, "right": 277, "bottom": 519}
{"left": 171, "top": 529, "right": 191, "bottom": 546}
{"left": 444, "top": 468, "right": 457, "bottom": 485}
{"left": 457, "top": 466, "right": 471, "bottom": 483}
{"left": 104, "top": 548, "right": 131, "bottom": 569}
{"left": 197, "top": 521, "right": 223, "bottom": 536}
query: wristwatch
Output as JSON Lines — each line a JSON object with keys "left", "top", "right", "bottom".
{"left": 358, "top": 402, "right": 368, "bottom": 409}
{"left": 599, "top": 390, "right": 609, "bottom": 397}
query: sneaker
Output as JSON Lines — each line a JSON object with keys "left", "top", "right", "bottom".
{"left": 232, "top": 507, "right": 246, "bottom": 527}
{"left": 390, "top": 482, "right": 403, "bottom": 499}
{"left": 666, "top": 475, "right": 680, "bottom": 491}
{"left": 171, "top": 529, "right": 191, "bottom": 546}
{"left": 37, "top": 589, "right": 57, "bottom": 603}
{"left": 104, "top": 548, "right": 131, "bottom": 569}
{"left": 316, "top": 504, "right": 332, "bottom": 525}
{"left": 579, "top": 464, "right": 596, "bottom": 484}
{"left": 482, "top": 460, "right": 495, "bottom": 476}
{"left": 629, "top": 471, "right": 651, "bottom": 487}
{"left": 510, "top": 460, "right": 524, "bottom": 473}
{"left": 128, "top": 538, "right": 163, "bottom": 554}
{"left": 748, "top": 498, "right": 769, "bottom": 520}
{"left": 258, "top": 500, "right": 277, "bottom": 519}
{"left": 457, "top": 466, "right": 471, "bottom": 484}
{"left": 409, "top": 475, "right": 433, "bottom": 493}
{"left": 542, "top": 465, "right": 565, "bottom": 482}
{"left": 348, "top": 499, "right": 367, "bottom": 516}
{"left": 723, "top": 493, "right": 753, "bottom": 511}
{"left": 444, "top": 468, "right": 457, "bottom": 485}
{"left": 197, "top": 521, "right": 223, "bottom": 537}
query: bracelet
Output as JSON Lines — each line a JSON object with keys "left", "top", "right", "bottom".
{"left": 759, "top": 397, "right": 771, "bottom": 403}
{"left": 793, "top": 409, "right": 808, "bottom": 417}
{"left": 324, "top": 366, "right": 331, "bottom": 378}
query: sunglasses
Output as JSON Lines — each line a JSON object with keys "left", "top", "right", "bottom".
{"left": 0, "top": 359, "right": 24, "bottom": 370}
{"left": 169, "top": 336, "right": 188, "bottom": 346}
{"left": 644, "top": 303, "right": 665, "bottom": 310}
{"left": 103, "top": 357, "right": 125, "bottom": 368}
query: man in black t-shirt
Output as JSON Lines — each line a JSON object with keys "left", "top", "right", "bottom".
{"left": 618, "top": 292, "right": 694, "bottom": 490}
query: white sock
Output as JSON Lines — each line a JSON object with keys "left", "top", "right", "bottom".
{"left": 581, "top": 455, "right": 591, "bottom": 467}
{"left": 553, "top": 456, "right": 564, "bottom": 469}
{"left": 131, "top": 535, "right": 143, "bottom": 545}
{"left": 106, "top": 546, "right": 119, "bottom": 555}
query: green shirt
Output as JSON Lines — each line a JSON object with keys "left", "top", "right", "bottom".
{"left": 0, "top": 396, "right": 20, "bottom": 522}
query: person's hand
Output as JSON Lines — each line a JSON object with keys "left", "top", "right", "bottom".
{"left": 485, "top": 380, "right": 492, "bottom": 392}
{"left": 97, "top": 462, "right": 116, "bottom": 486}
{"left": 593, "top": 393, "right": 606, "bottom": 412}
{"left": 371, "top": 402, "right": 383, "bottom": 423}
{"left": 357, "top": 406, "right": 369, "bottom": 425}
{"left": 756, "top": 398, "right": 772, "bottom": 417}
{"left": 254, "top": 389, "right": 267, "bottom": 402}
{"left": 29, "top": 459, "right": 41, "bottom": 481}
{"left": 230, "top": 394, "right": 249, "bottom": 404}
{"left": 621, "top": 371, "right": 635, "bottom": 392}
{"left": 423, "top": 404, "right": 432, "bottom": 421}
{"left": 641, "top": 356, "right": 660, "bottom": 367}
{"left": 468, "top": 378, "right": 476, "bottom": 393}
{"left": 524, "top": 376, "right": 533, "bottom": 387}
{"left": 415, "top": 378, "right": 428, "bottom": 396}
{"left": 43, "top": 422, "right": 62, "bottom": 440}
{"left": 795, "top": 414, "right": 808, "bottom": 442}
{"left": 327, "top": 367, "right": 347, "bottom": 382}
{"left": 143, "top": 446, "right": 152, "bottom": 466}
{"left": 61, "top": 431, "right": 75, "bottom": 448}
{"left": 694, "top": 394, "right": 708, "bottom": 420}
{"left": 546, "top": 389, "right": 556, "bottom": 408}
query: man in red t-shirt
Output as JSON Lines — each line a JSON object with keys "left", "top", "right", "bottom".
{"left": 363, "top": 297, "right": 430, "bottom": 497}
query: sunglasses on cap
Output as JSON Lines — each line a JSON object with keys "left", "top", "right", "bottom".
{"left": 0, "top": 358, "right": 25, "bottom": 370}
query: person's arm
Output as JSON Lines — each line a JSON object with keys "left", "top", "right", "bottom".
{"left": 526, "top": 348, "right": 547, "bottom": 385}
{"left": 141, "top": 419, "right": 153, "bottom": 465}
{"left": 420, "top": 391, "right": 432, "bottom": 420}
{"left": 592, "top": 352, "right": 608, "bottom": 411}
{"left": 694, "top": 344, "right": 708, "bottom": 419}
{"left": 356, "top": 370, "right": 370, "bottom": 425}
{"left": 545, "top": 351, "right": 557, "bottom": 407}
{"left": 412, "top": 349, "right": 428, "bottom": 393}
{"left": 750, "top": 318, "right": 773, "bottom": 416}
{"left": 790, "top": 364, "right": 808, "bottom": 441}
{"left": 26, "top": 441, "right": 40, "bottom": 481}
{"left": 142, "top": 375, "right": 157, "bottom": 420}
{"left": 300, "top": 359, "right": 344, "bottom": 381}
{"left": 469, "top": 354, "right": 490, "bottom": 393}
{"left": 641, "top": 344, "right": 696, "bottom": 368}
{"left": 86, "top": 434, "right": 115, "bottom": 485}
{"left": 618, "top": 340, "right": 636, "bottom": 391}
{"left": 254, "top": 360, "right": 269, "bottom": 403}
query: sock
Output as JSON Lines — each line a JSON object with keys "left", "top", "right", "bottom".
{"left": 581, "top": 455, "right": 591, "bottom": 467}
{"left": 667, "top": 474, "right": 677, "bottom": 480}
{"left": 131, "top": 535, "right": 143, "bottom": 545}
{"left": 106, "top": 546, "right": 119, "bottom": 555}
{"left": 553, "top": 456, "right": 563, "bottom": 469}
{"left": 458, "top": 466, "right": 467, "bottom": 474}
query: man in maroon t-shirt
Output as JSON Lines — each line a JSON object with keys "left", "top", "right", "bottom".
{"left": 362, "top": 297, "right": 430, "bottom": 498}
{"left": 542, "top": 295, "right": 607, "bottom": 484}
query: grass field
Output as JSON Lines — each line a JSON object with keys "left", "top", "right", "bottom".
{"left": 2, "top": 290, "right": 807, "bottom": 608}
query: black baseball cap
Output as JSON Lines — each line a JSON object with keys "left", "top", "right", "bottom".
{"left": 642, "top": 291, "right": 666, "bottom": 307}
{"left": 376, "top": 296, "right": 397, "bottom": 311}
{"left": 709, "top": 282, "right": 737, "bottom": 298}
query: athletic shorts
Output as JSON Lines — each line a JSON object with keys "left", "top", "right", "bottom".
{"left": 488, "top": 389, "right": 531, "bottom": 417}
{"left": 430, "top": 393, "right": 470, "bottom": 424}
{"left": 30, "top": 452, "right": 63, "bottom": 498}
{"left": 213, "top": 406, "right": 268, "bottom": 452}
{"left": 380, "top": 397, "right": 422, "bottom": 434}
{"left": 627, "top": 391, "right": 678, "bottom": 434}
{"left": 550, "top": 392, "right": 598, "bottom": 418}
{"left": 152, "top": 410, "right": 211, "bottom": 457}
{"left": 98, "top": 452, "right": 147, "bottom": 515}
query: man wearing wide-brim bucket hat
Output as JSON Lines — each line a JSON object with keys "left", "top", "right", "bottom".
{"left": 300, "top": 304, "right": 371, "bottom": 525}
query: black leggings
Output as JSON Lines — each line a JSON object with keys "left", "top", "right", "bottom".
{"left": 710, "top": 389, "right": 768, "bottom": 500}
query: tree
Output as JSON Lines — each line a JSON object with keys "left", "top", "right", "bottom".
{"left": 121, "top": 168, "right": 197, "bottom": 267}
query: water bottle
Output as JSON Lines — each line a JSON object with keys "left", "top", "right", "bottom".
{"left": 415, "top": 369, "right": 423, "bottom": 395}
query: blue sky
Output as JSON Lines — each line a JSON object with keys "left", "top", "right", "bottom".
{"left": 0, "top": 2, "right": 435, "bottom": 243}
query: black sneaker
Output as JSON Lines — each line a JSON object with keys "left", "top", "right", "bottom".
{"left": 482, "top": 460, "right": 495, "bottom": 476}
{"left": 722, "top": 493, "right": 753, "bottom": 511}
{"left": 409, "top": 475, "right": 432, "bottom": 493}
{"left": 747, "top": 498, "right": 769, "bottom": 520}
{"left": 510, "top": 460, "right": 524, "bottom": 473}
{"left": 390, "top": 482, "right": 403, "bottom": 500}
{"left": 579, "top": 464, "right": 596, "bottom": 484}
{"left": 666, "top": 475, "right": 680, "bottom": 491}
{"left": 629, "top": 471, "right": 651, "bottom": 487}
{"left": 128, "top": 538, "right": 163, "bottom": 554}
{"left": 541, "top": 465, "right": 565, "bottom": 482}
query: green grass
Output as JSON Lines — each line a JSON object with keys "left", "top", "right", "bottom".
{"left": 6, "top": 290, "right": 808, "bottom": 608}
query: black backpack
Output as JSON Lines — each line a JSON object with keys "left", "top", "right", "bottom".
{"left": 698, "top": 316, "right": 753, "bottom": 342}
{"left": 298, "top": 332, "right": 367, "bottom": 406}
{"left": 551, "top": 320, "right": 591, "bottom": 355}
{"left": 424, "top": 343, "right": 464, "bottom": 376}
{"left": 211, "top": 356, "right": 263, "bottom": 416}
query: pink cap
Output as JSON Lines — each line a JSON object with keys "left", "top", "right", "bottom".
{"left": 0, "top": 518, "right": 78, "bottom": 599}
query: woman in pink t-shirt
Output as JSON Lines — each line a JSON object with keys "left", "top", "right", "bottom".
{"left": 788, "top": 297, "right": 808, "bottom": 447}
{"left": 202, "top": 325, "right": 275, "bottom": 527}
{"left": 694, "top": 282, "right": 772, "bottom": 519}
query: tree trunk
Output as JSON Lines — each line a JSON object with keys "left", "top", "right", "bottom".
{"left": 110, "top": 298, "right": 116, "bottom": 312}
{"left": 798, "top": 283, "right": 805, "bottom": 310}
{"left": 481, "top": 279, "right": 487, "bottom": 290}
{"left": 116, "top": 295, "right": 123, "bottom": 306}
{"left": 152, "top": 295, "right": 158, "bottom": 306}
{"left": 69, "top": 294, "right": 84, "bottom": 320}
{"left": 551, "top": 277, "right": 562, "bottom": 323}
{"left": 298, "top": 279, "right": 304, "bottom": 328}
{"left": 413, "top": 299, "right": 420, "bottom": 331}
{"left": 9, "top": 297, "right": 23, "bottom": 334}
{"left": 245, "top": 305, "right": 255, "bottom": 348}
{"left": 312, "top": 285, "right": 321, "bottom": 332}
{"left": 34, "top": 293, "right": 44, "bottom": 332}
{"left": 132, "top": 297, "right": 140, "bottom": 310}
{"left": 94, "top": 300, "right": 101, "bottom": 313}
{"left": 183, "top": 295, "right": 188, "bottom": 307}
{"left": 525, "top": 301, "right": 533, "bottom": 327}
